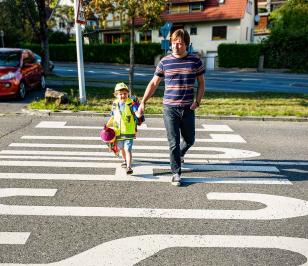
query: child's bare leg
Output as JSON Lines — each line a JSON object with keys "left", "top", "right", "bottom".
{"left": 126, "top": 150, "right": 132, "bottom": 168}
{"left": 121, "top": 149, "right": 126, "bottom": 162}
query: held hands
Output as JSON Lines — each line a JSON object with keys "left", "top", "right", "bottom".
{"left": 137, "top": 102, "right": 145, "bottom": 116}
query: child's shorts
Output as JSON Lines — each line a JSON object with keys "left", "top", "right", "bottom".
{"left": 117, "top": 139, "right": 133, "bottom": 152}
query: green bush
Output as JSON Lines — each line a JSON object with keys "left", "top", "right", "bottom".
{"left": 49, "top": 31, "right": 70, "bottom": 44}
{"left": 263, "top": 31, "right": 308, "bottom": 72}
{"left": 22, "top": 43, "right": 162, "bottom": 65}
{"left": 218, "top": 43, "right": 263, "bottom": 68}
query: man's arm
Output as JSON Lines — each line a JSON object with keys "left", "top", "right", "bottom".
{"left": 190, "top": 74, "right": 205, "bottom": 110}
{"left": 138, "top": 75, "right": 162, "bottom": 114}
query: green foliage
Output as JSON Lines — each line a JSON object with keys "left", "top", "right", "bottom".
{"left": 0, "top": 0, "right": 36, "bottom": 46}
{"left": 262, "top": 0, "right": 308, "bottom": 71}
{"left": 218, "top": 44, "right": 264, "bottom": 68}
{"left": 29, "top": 88, "right": 308, "bottom": 117}
{"left": 269, "top": 0, "right": 308, "bottom": 36}
{"left": 23, "top": 43, "right": 162, "bottom": 64}
{"left": 49, "top": 31, "right": 70, "bottom": 44}
{"left": 88, "top": 0, "right": 166, "bottom": 31}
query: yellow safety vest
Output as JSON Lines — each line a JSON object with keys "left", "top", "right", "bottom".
{"left": 112, "top": 98, "right": 136, "bottom": 140}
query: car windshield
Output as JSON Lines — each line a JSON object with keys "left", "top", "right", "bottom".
{"left": 0, "top": 51, "right": 21, "bottom": 67}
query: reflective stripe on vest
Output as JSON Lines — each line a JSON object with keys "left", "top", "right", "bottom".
{"left": 112, "top": 98, "right": 136, "bottom": 140}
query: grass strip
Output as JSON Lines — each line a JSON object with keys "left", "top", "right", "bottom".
{"left": 28, "top": 86, "right": 308, "bottom": 117}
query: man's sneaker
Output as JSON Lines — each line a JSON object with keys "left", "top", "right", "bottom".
{"left": 171, "top": 174, "right": 181, "bottom": 186}
{"left": 181, "top": 157, "right": 184, "bottom": 164}
{"left": 121, "top": 161, "right": 127, "bottom": 168}
{"left": 126, "top": 167, "right": 133, "bottom": 175}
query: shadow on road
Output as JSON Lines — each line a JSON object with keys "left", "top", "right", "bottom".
{"left": 0, "top": 89, "right": 45, "bottom": 113}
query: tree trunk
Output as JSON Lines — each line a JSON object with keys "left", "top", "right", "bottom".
{"left": 36, "top": 0, "right": 50, "bottom": 75}
{"left": 128, "top": 16, "right": 135, "bottom": 95}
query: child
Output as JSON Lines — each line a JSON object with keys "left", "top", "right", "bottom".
{"left": 106, "top": 82, "right": 140, "bottom": 175}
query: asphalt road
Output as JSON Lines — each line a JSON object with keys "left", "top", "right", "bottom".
{"left": 0, "top": 115, "right": 307, "bottom": 265}
{"left": 52, "top": 62, "right": 308, "bottom": 93}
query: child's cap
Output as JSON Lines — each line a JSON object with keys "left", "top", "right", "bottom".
{"left": 114, "top": 82, "right": 129, "bottom": 93}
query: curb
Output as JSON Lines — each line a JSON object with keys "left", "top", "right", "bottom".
{"left": 22, "top": 108, "right": 308, "bottom": 122}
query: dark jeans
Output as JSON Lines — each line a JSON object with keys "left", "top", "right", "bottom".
{"left": 163, "top": 105, "right": 195, "bottom": 175}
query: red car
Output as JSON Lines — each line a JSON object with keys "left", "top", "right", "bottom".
{"left": 0, "top": 48, "right": 46, "bottom": 99}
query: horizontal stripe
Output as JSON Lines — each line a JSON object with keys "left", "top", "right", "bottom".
{"left": 0, "top": 173, "right": 291, "bottom": 185}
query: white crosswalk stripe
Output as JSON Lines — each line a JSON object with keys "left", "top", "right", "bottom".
{"left": 0, "top": 121, "right": 291, "bottom": 185}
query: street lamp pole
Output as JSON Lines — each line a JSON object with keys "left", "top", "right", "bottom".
{"left": 0, "top": 30, "right": 4, "bottom": 48}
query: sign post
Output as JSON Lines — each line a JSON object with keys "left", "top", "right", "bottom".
{"left": 74, "top": 0, "right": 86, "bottom": 103}
{"left": 160, "top": 22, "right": 173, "bottom": 55}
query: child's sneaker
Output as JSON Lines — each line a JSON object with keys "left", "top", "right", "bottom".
{"left": 121, "top": 161, "right": 127, "bottom": 168}
{"left": 126, "top": 167, "right": 133, "bottom": 175}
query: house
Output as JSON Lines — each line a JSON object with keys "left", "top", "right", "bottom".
{"left": 254, "top": 0, "right": 287, "bottom": 42}
{"left": 99, "top": 0, "right": 257, "bottom": 69}
{"left": 153, "top": 0, "right": 257, "bottom": 69}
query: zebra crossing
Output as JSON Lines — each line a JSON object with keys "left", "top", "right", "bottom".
{"left": 1, "top": 119, "right": 308, "bottom": 265}
{"left": 0, "top": 120, "right": 292, "bottom": 184}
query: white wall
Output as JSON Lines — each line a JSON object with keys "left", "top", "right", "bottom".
{"left": 149, "top": 20, "right": 241, "bottom": 56}
{"left": 240, "top": 0, "right": 255, "bottom": 42}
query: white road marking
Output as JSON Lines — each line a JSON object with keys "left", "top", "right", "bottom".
{"left": 2, "top": 235, "right": 308, "bottom": 266}
{"left": 0, "top": 173, "right": 292, "bottom": 185}
{"left": 10, "top": 142, "right": 251, "bottom": 150}
{"left": 234, "top": 160, "right": 308, "bottom": 166}
{"left": 202, "top": 124, "right": 233, "bottom": 132}
{"left": 1, "top": 189, "right": 306, "bottom": 219}
{"left": 22, "top": 135, "right": 246, "bottom": 143}
{"left": 0, "top": 160, "right": 279, "bottom": 172}
{"left": 1, "top": 146, "right": 260, "bottom": 159}
{"left": 0, "top": 232, "right": 30, "bottom": 245}
{"left": 35, "top": 121, "right": 235, "bottom": 132}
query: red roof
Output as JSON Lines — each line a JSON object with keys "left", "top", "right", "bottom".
{"left": 136, "top": 0, "right": 248, "bottom": 25}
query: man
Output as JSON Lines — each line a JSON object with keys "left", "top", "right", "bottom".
{"left": 138, "top": 29, "right": 205, "bottom": 186}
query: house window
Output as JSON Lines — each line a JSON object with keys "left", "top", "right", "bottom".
{"left": 190, "top": 3, "right": 202, "bottom": 12}
{"left": 170, "top": 4, "right": 189, "bottom": 14}
{"left": 59, "top": 22, "right": 65, "bottom": 29}
{"left": 140, "top": 31, "right": 152, "bottom": 43}
{"left": 250, "top": 28, "right": 254, "bottom": 42}
{"left": 190, "top": 27, "right": 197, "bottom": 35}
{"left": 212, "top": 26, "right": 227, "bottom": 40}
{"left": 246, "top": 27, "right": 249, "bottom": 40}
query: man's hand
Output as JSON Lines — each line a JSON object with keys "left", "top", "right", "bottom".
{"left": 190, "top": 101, "right": 199, "bottom": 110}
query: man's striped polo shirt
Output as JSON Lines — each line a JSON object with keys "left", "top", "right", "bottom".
{"left": 154, "top": 53, "right": 205, "bottom": 107}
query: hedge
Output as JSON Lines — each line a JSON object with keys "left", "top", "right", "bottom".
{"left": 217, "top": 43, "right": 264, "bottom": 68}
{"left": 22, "top": 43, "right": 162, "bottom": 65}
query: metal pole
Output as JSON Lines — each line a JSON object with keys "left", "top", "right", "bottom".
{"left": 74, "top": 0, "right": 86, "bottom": 103}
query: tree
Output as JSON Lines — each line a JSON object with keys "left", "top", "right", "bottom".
{"left": 87, "top": 0, "right": 166, "bottom": 92}
{"left": 49, "top": 2, "right": 75, "bottom": 36}
{"left": 264, "top": 0, "right": 308, "bottom": 71}
{"left": 21, "top": 0, "right": 59, "bottom": 73}
{"left": 269, "top": 0, "right": 308, "bottom": 35}
{"left": 0, "top": 0, "right": 35, "bottom": 46}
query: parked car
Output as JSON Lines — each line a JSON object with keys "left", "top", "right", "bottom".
{"left": 0, "top": 48, "right": 46, "bottom": 99}
{"left": 34, "top": 53, "right": 54, "bottom": 72}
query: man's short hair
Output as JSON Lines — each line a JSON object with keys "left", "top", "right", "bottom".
{"left": 170, "top": 29, "right": 190, "bottom": 47}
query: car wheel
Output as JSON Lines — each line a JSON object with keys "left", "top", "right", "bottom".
{"left": 40, "top": 75, "right": 46, "bottom": 90}
{"left": 17, "top": 82, "right": 26, "bottom": 100}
